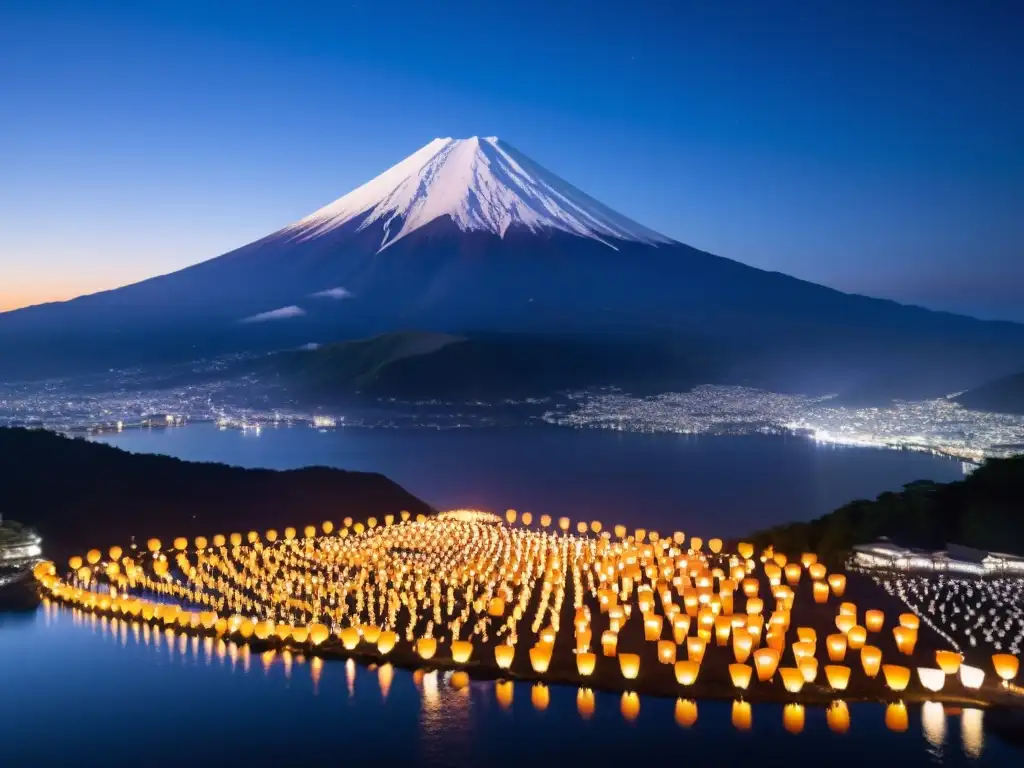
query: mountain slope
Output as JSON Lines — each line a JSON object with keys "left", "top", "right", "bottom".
{"left": 2, "top": 136, "right": 1023, "bottom": 395}
{"left": 954, "top": 371, "right": 1024, "bottom": 415}
{"left": 251, "top": 330, "right": 716, "bottom": 399}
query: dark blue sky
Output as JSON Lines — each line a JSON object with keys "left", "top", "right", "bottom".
{"left": 2, "top": 0, "right": 1021, "bottom": 320}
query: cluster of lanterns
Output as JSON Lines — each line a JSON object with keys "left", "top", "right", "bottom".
{"left": 34, "top": 510, "right": 1020, "bottom": 706}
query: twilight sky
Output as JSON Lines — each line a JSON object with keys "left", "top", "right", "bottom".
{"left": 1, "top": 1, "right": 1021, "bottom": 320}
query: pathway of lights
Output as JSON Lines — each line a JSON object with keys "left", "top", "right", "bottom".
{"left": 869, "top": 571, "right": 1024, "bottom": 657}
{"left": 35, "top": 600, "right": 995, "bottom": 751}
{"left": 33, "top": 509, "right": 1021, "bottom": 705}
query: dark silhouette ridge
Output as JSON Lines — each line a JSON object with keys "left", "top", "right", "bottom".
{"left": 0, "top": 427, "right": 434, "bottom": 564}
{"left": 954, "top": 371, "right": 1024, "bottom": 415}
{"left": 747, "top": 455, "right": 1024, "bottom": 565}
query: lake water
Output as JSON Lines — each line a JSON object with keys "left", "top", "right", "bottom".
{"left": 2, "top": 424, "right": 1014, "bottom": 765}
{"left": 0, "top": 603, "right": 1013, "bottom": 766}
{"left": 90, "top": 422, "right": 966, "bottom": 537}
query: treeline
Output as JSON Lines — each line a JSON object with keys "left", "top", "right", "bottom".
{"left": 747, "top": 454, "right": 1024, "bottom": 565}
{"left": 0, "top": 427, "right": 434, "bottom": 563}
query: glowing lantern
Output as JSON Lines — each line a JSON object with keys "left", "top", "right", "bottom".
{"left": 733, "top": 628, "right": 753, "bottom": 663}
{"left": 826, "top": 633, "right": 848, "bottom": 662}
{"left": 687, "top": 637, "right": 706, "bottom": 665}
{"left": 812, "top": 581, "right": 830, "bottom": 604}
{"left": 417, "top": 637, "right": 437, "bottom": 660}
{"left": 737, "top": 542, "right": 754, "bottom": 559}
{"left": 784, "top": 563, "right": 802, "bottom": 585}
{"left": 339, "top": 627, "right": 360, "bottom": 650}
{"left": 540, "top": 515, "right": 552, "bottom": 528}
{"left": 449, "top": 671, "right": 470, "bottom": 690}
{"left": 213, "top": 534, "right": 226, "bottom": 547}
{"left": 742, "top": 579, "right": 760, "bottom": 599}
{"left": 992, "top": 654, "right": 1019, "bottom": 684}
{"left": 530, "top": 645, "right": 552, "bottom": 673}
{"left": 893, "top": 626, "right": 917, "bottom": 655}
{"left": 838, "top": 602, "right": 857, "bottom": 617}
{"left": 618, "top": 653, "right": 640, "bottom": 680}
{"left": 828, "top": 573, "right": 846, "bottom": 597}
{"left": 576, "top": 521, "right": 588, "bottom": 534}
{"left": 450, "top": 640, "right": 473, "bottom": 664}
{"left": 882, "top": 664, "right": 911, "bottom": 692}
{"left": 239, "top": 618, "right": 255, "bottom": 639}
{"left": 835, "top": 613, "right": 857, "bottom": 635}
{"left": 885, "top": 702, "right": 909, "bottom": 733}
{"left": 505, "top": 509, "right": 517, "bottom": 524}
{"left": 531, "top": 683, "right": 549, "bottom": 711}
{"left": 864, "top": 609, "right": 884, "bottom": 633}
{"left": 321, "top": 520, "right": 334, "bottom": 534}
{"left": 752, "top": 647, "right": 779, "bottom": 682}
{"left": 675, "top": 698, "right": 698, "bottom": 727}
{"left": 265, "top": 529, "right": 277, "bottom": 542}
{"left": 644, "top": 615, "right": 664, "bottom": 641}
{"left": 540, "top": 626, "right": 556, "bottom": 645}
{"left": 577, "top": 687, "right": 595, "bottom": 719}
{"left": 918, "top": 667, "right": 946, "bottom": 692}
{"left": 779, "top": 667, "right": 804, "bottom": 693}
{"left": 709, "top": 538, "right": 723, "bottom": 554}
{"left": 494, "top": 644, "right": 515, "bottom": 669}
{"left": 959, "top": 665, "right": 985, "bottom": 690}
{"left": 558, "top": 517, "right": 570, "bottom": 531}
{"left": 377, "top": 631, "right": 397, "bottom": 655}
{"left": 361, "top": 625, "right": 381, "bottom": 644}
{"left": 847, "top": 625, "right": 867, "bottom": 650}
{"left": 146, "top": 538, "right": 162, "bottom": 553}
{"left": 714, "top": 615, "right": 732, "bottom": 646}
{"left": 576, "top": 651, "right": 596, "bottom": 676}
{"left": 672, "top": 615, "right": 691, "bottom": 644}
{"left": 898, "top": 613, "right": 920, "bottom": 631}
{"left": 488, "top": 597, "right": 506, "bottom": 617}
{"left": 674, "top": 660, "right": 699, "bottom": 686}
{"left": 601, "top": 631, "right": 618, "bottom": 657}
{"left": 726, "top": 662, "right": 752, "bottom": 690}
{"left": 108, "top": 546, "right": 123, "bottom": 561}
{"left": 861, "top": 645, "right": 882, "bottom": 678}
{"left": 86, "top": 549, "right": 102, "bottom": 565}
{"left": 283, "top": 527, "right": 296, "bottom": 541}
{"left": 825, "top": 665, "right": 851, "bottom": 691}
{"left": 935, "top": 650, "right": 962, "bottom": 675}
{"left": 690, "top": 537, "right": 702, "bottom": 552}
{"left": 827, "top": 700, "right": 850, "bottom": 734}
{"left": 800, "top": 552, "right": 817, "bottom": 568}
{"left": 290, "top": 626, "right": 309, "bottom": 644}
{"left": 309, "top": 623, "right": 330, "bottom": 646}
{"left": 656, "top": 640, "right": 677, "bottom": 665}
{"left": 797, "top": 656, "right": 818, "bottom": 684}
{"left": 254, "top": 621, "right": 273, "bottom": 640}
{"left": 808, "top": 563, "right": 827, "bottom": 580}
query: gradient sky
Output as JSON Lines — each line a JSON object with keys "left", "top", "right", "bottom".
{"left": 2, "top": 1, "right": 1021, "bottom": 320}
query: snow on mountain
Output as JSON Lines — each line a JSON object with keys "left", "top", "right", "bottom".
{"left": 283, "top": 137, "right": 674, "bottom": 251}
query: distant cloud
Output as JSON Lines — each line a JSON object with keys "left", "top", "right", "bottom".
{"left": 241, "top": 305, "right": 306, "bottom": 323}
{"left": 311, "top": 287, "right": 354, "bottom": 299}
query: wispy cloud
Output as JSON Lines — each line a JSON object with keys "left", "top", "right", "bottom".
{"left": 310, "top": 287, "right": 354, "bottom": 299}
{"left": 240, "top": 305, "right": 306, "bottom": 323}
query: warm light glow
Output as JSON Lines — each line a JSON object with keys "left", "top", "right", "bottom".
{"left": 959, "top": 664, "right": 986, "bottom": 690}
{"left": 885, "top": 701, "right": 909, "bottom": 733}
{"left": 824, "top": 664, "right": 851, "bottom": 691}
{"left": 992, "top": 653, "right": 1019, "bottom": 683}
{"left": 864, "top": 609, "right": 884, "bottom": 633}
{"left": 618, "top": 653, "right": 640, "bottom": 680}
{"left": 860, "top": 645, "right": 882, "bottom": 678}
{"left": 917, "top": 667, "right": 946, "bottom": 692}
{"left": 935, "top": 650, "right": 962, "bottom": 675}
{"left": 882, "top": 664, "right": 911, "bottom": 692}
{"left": 779, "top": 667, "right": 805, "bottom": 693}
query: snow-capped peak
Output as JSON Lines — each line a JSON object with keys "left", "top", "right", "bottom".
{"left": 283, "top": 137, "right": 674, "bottom": 250}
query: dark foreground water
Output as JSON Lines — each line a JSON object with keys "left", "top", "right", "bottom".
{"left": 93, "top": 422, "right": 965, "bottom": 537}
{"left": 0, "top": 604, "right": 1015, "bottom": 766}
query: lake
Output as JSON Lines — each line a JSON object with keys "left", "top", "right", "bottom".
{"left": 90, "top": 422, "right": 966, "bottom": 537}
{"left": 2, "top": 423, "right": 1013, "bottom": 766}
{"left": 0, "top": 603, "right": 1013, "bottom": 766}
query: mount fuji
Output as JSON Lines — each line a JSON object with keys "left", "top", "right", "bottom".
{"left": 2, "top": 136, "right": 1023, "bottom": 394}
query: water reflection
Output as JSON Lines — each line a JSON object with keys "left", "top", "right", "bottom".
{"left": 13, "top": 604, "right": 1006, "bottom": 765}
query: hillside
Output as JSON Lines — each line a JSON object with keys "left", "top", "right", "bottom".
{"left": 954, "top": 371, "right": 1024, "bottom": 415}
{"left": 0, "top": 427, "right": 434, "bottom": 563}
{"left": 251, "top": 329, "right": 720, "bottom": 400}
{"left": 748, "top": 455, "right": 1024, "bottom": 565}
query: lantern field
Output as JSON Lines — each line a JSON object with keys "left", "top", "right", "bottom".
{"left": 31, "top": 509, "right": 1022, "bottom": 707}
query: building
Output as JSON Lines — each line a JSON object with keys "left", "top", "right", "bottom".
{"left": 0, "top": 518, "right": 43, "bottom": 570}
{"left": 852, "top": 537, "right": 1024, "bottom": 576}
